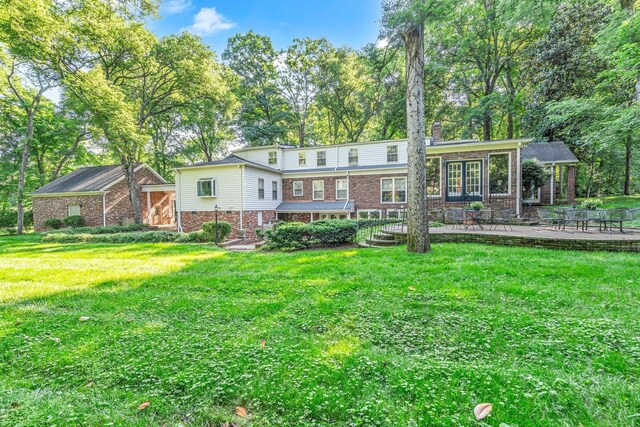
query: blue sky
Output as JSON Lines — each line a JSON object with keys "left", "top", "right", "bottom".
{"left": 148, "top": 0, "right": 382, "bottom": 56}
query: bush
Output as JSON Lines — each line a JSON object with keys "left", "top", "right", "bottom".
{"left": 42, "top": 231, "right": 180, "bottom": 244}
{"left": 47, "top": 224, "right": 145, "bottom": 235}
{"left": 202, "top": 220, "right": 233, "bottom": 242}
{"left": 43, "top": 218, "right": 65, "bottom": 230}
{"left": 581, "top": 198, "right": 603, "bottom": 210}
{"left": 63, "top": 215, "right": 85, "bottom": 228}
{"left": 262, "top": 219, "right": 358, "bottom": 250}
{"left": 522, "top": 159, "right": 551, "bottom": 199}
{"left": 467, "top": 201, "right": 484, "bottom": 211}
{"left": 175, "top": 230, "right": 216, "bottom": 243}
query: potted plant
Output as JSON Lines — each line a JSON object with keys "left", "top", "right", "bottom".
{"left": 468, "top": 201, "right": 484, "bottom": 211}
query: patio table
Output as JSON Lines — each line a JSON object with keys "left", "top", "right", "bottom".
{"left": 464, "top": 209, "right": 484, "bottom": 230}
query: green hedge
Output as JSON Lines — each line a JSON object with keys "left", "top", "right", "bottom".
{"left": 202, "top": 221, "right": 233, "bottom": 242}
{"left": 63, "top": 215, "right": 85, "bottom": 228}
{"left": 43, "top": 218, "right": 65, "bottom": 230}
{"left": 42, "top": 231, "right": 181, "bottom": 244}
{"left": 262, "top": 219, "right": 358, "bottom": 250}
{"left": 46, "top": 224, "right": 146, "bottom": 235}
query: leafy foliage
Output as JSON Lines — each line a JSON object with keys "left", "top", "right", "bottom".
{"left": 202, "top": 220, "right": 233, "bottom": 242}
{"left": 522, "top": 159, "right": 551, "bottom": 199}
{"left": 46, "top": 223, "right": 146, "bottom": 235}
{"left": 262, "top": 219, "right": 358, "bottom": 250}
{"left": 41, "top": 231, "right": 181, "bottom": 244}
{"left": 63, "top": 215, "right": 84, "bottom": 228}
{"left": 42, "top": 218, "right": 65, "bottom": 230}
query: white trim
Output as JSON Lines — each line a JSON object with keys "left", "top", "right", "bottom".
{"left": 386, "top": 144, "right": 399, "bottom": 163}
{"left": 176, "top": 171, "right": 183, "bottom": 232}
{"left": 357, "top": 209, "right": 381, "bottom": 219}
{"left": 335, "top": 178, "right": 348, "bottom": 200}
{"left": 174, "top": 162, "right": 280, "bottom": 174}
{"left": 196, "top": 178, "right": 217, "bottom": 198}
{"left": 550, "top": 163, "right": 555, "bottom": 205}
{"left": 516, "top": 144, "right": 522, "bottom": 216}
{"left": 293, "top": 181, "right": 304, "bottom": 197}
{"left": 283, "top": 166, "right": 406, "bottom": 178}
{"left": 240, "top": 165, "right": 244, "bottom": 230}
{"left": 380, "top": 176, "right": 407, "bottom": 204}
{"left": 101, "top": 164, "right": 166, "bottom": 191}
{"left": 141, "top": 184, "right": 175, "bottom": 192}
{"left": 146, "top": 191, "right": 151, "bottom": 225}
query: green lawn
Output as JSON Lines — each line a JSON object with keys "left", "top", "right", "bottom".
{"left": 1, "top": 237, "right": 639, "bottom": 426}
{"left": 577, "top": 195, "right": 640, "bottom": 209}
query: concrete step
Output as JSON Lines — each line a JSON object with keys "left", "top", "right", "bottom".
{"left": 364, "top": 238, "right": 398, "bottom": 247}
{"left": 372, "top": 232, "right": 395, "bottom": 241}
{"left": 219, "top": 239, "right": 243, "bottom": 248}
{"left": 358, "top": 241, "right": 392, "bottom": 249}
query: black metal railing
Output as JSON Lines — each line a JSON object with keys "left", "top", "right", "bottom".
{"left": 355, "top": 206, "right": 407, "bottom": 243}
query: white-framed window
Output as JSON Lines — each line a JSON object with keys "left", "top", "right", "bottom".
{"left": 387, "top": 145, "right": 398, "bottom": 163}
{"left": 348, "top": 148, "right": 358, "bottom": 166}
{"left": 272, "top": 181, "right": 278, "bottom": 200}
{"left": 317, "top": 150, "right": 327, "bottom": 167}
{"left": 298, "top": 152, "right": 306, "bottom": 166}
{"left": 358, "top": 210, "right": 381, "bottom": 219}
{"left": 197, "top": 178, "right": 216, "bottom": 197}
{"left": 313, "top": 180, "right": 324, "bottom": 200}
{"left": 268, "top": 151, "right": 277, "bottom": 165}
{"left": 258, "top": 178, "right": 265, "bottom": 199}
{"left": 426, "top": 157, "right": 441, "bottom": 197}
{"left": 319, "top": 213, "right": 348, "bottom": 220}
{"left": 489, "top": 153, "right": 511, "bottom": 195}
{"left": 336, "top": 179, "right": 348, "bottom": 200}
{"left": 67, "top": 204, "right": 81, "bottom": 217}
{"left": 293, "top": 181, "right": 303, "bottom": 197}
{"left": 446, "top": 160, "right": 482, "bottom": 201}
{"left": 381, "top": 177, "right": 406, "bottom": 203}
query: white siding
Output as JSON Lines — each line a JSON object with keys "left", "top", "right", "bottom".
{"left": 177, "top": 166, "right": 243, "bottom": 211}
{"left": 235, "top": 149, "right": 281, "bottom": 169}
{"left": 336, "top": 140, "right": 408, "bottom": 167}
{"left": 243, "top": 167, "right": 282, "bottom": 210}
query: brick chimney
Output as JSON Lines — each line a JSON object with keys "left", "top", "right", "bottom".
{"left": 431, "top": 121, "right": 442, "bottom": 143}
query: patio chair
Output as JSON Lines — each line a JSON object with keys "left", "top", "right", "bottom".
{"left": 491, "top": 208, "right": 514, "bottom": 231}
{"left": 586, "top": 209, "right": 605, "bottom": 231}
{"left": 564, "top": 209, "right": 589, "bottom": 231}
{"left": 444, "top": 208, "right": 465, "bottom": 230}
{"left": 601, "top": 208, "right": 632, "bottom": 233}
{"left": 536, "top": 208, "right": 562, "bottom": 230}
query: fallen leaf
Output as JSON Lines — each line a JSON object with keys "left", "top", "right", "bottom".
{"left": 138, "top": 401, "right": 150, "bottom": 410}
{"left": 79, "top": 316, "right": 91, "bottom": 322}
{"left": 408, "top": 286, "right": 416, "bottom": 291}
{"left": 235, "top": 406, "right": 247, "bottom": 417}
{"left": 260, "top": 339, "right": 266, "bottom": 348}
{"left": 86, "top": 380, "right": 94, "bottom": 388}
{"left": 474, "top": 403, "right": 493, "bottom": 420}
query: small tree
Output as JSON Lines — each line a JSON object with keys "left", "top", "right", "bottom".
{"left": 522, "top": 158, "right": 550, "bottom": 199}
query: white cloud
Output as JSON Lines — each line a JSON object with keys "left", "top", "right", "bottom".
{"left": 376, "top": 38, "right": 390, "bottom": 49}
{"left": 164, "top": 0, "right": 191, "bottom": 14}
{"left": 190, "top": 7, "right": 236, "bottom": 35}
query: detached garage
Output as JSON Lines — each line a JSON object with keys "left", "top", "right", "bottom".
{"left": 31, "top": 164, "right": 174, "bottom": 232}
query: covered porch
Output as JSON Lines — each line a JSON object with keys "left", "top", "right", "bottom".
{"left": 141, "top": 183, "right": 176, "bottom": 226}
{"left": 275, "top": 201, "right": 355, "bottom": 222}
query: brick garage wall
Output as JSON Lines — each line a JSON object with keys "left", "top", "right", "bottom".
{"left": 104, "top": 168, "right": 165, "bottom": 226}
{"left": 33, "top": 194, "right": 104, "bottom": 232}
{"left": 180, "top": 210, "right": 276, "bottom": 241}
{"left": 389, "top": 231, "right": 640, "bottom": 253}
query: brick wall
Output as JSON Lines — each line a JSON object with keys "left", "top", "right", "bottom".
{"left": 142, "top": 191, "right": 174, "bottom": 225}
{"left": 180, "top": 210, "right": 276, "bottom": 241}
{"left": 105, "top": 168, "right": 165, "bottom": 225}
{"left": 33, "top": 194, "right": 104, "bottom": 231}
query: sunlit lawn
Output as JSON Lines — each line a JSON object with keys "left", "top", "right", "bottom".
{"left": 1, "top": 235, "right": 639, "bottom": 426}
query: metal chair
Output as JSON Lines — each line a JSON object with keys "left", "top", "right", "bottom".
{"left": 444, "top": 208, "right": 465, "bottom": 230}
{"left": 602, "top": 208, "right": 632, "bottom": 233}
{"left": 491, "top": 208, "right": 514, "bottom": 231}
{"left": 536, "top": 208, "right": 562, "bottom": 230}
{"left": 564, "top": 209, "right": 589, "bottom": 231}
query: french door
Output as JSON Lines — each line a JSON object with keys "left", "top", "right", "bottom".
{"left": 446, "top": 160, "right": 483, "bottom": 202}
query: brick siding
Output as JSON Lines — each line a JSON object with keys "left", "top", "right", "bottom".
{"left": 180, "top": 210, "right": 276, "bottom": 241}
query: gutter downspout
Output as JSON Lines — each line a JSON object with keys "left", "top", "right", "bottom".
{"left": 102, "top": 192, "right": 107, "bottom": 226}
{"left": 550, "top": 163, "right": 555, "bottom": 205}
{"left": 176, "top": 170, "right": 183, "bottom": 232}
{"left": 516, "top": 143, "right": 522, "bottom": 217}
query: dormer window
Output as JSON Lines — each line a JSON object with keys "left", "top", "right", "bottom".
{"left": 298, "top": 152, "right": 306, "bottom": 166}
{"left": 387, "top": 145, "right": 398, "bottom": 162}
{"left": 197, "top": 178, "right": 216, "bottom": 197}
{"left": 348, "top": 148, "right": 358, "bottom": 166}
{"left": 317, "top": 150, "right": 327, "bottom": 167}
{"left": 268, "top": 151, "right": 277, "bottom": 165}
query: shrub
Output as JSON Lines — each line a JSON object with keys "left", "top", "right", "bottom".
{"left": 429, "top": 221, "right": 444, "bottom": 228}
{"left": 42, "top": 231, "right": 180, "bottom": 244}
{"left": 63, "top": 215, "right": 85, "bottom": 228}
{"left": 262, "top": 219, "right": 358, "bottom": 250}
{"left": 522, "top": 159, "right": 551, "bottom": 199}
{"left": 47, "top": 224, "right": 145, "bottom": 235}
{"left": 43, "top": 218, "right": 65, "bottom": 230}
{"left": 202, "top": 220, "right": 233, "bottom": 242}
{"left": 175, "top": 230, "right": 215, "bottom": 243}
{"left": 467, "top": 201, "right": 484, "bottom": 211}
{"left": 581, "top": 198, "right": 603, "bottom": 210}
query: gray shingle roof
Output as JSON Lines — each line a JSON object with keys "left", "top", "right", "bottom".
{"left": 523, "top": 141, "right": 578, "bottom": 164}
{"left": 275, "top": 201, "right": 355, "bottom": 212}
{"left": 32, "top": 165, "right": 128, "bottom": 194}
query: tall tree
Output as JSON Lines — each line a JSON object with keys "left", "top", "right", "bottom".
{"left": 382, "top": 0, "right": 450, "bottom": 253}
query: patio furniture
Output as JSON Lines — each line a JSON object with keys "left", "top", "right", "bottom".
{"left": 563, "top": 209, "right": 589, "bottom": 231}
{"left": 587, "top": 209, "right": 605, "bottom": 231}
{"left": 601, "top": 208, "right": 633, "bottom": 233}
{"left": 491, "top": 208, "right": 514, "bottom": 231}
{"left": 444, "top": 208, "right": 465, "bottom": 229}
{"left": 536, "top": 207, "right": 563, "bottom": 230}
{"left": 464, "top": 209, "right": 485, "bottom": 230}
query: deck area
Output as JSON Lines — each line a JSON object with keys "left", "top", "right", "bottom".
{"left": 380, "top": 224, "right": 640, "bottom": 252}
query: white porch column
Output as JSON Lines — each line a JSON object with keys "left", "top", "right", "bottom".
{"left": 550, "top": 163, "right": 555, "bottom": 205}
{"left": 146, "top": 191, "right": 152, "bottom": 225}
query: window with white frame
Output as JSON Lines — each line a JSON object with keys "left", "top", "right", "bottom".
{"left": 489, "top": 153, "right": 510, "bottom": 195}
{"left": 426, "top": 157, "right": 441, "bottom": 196}
{"left": 446, "top": 160, "right": 482, "bottom": 201}
{"left": 348, "top": 148, "right": 358, "bottom": 166}
{"left": 313, "top": 180, "right": 324, "bottom": 200}
{"left": 197, "top": 178, "right": 216, "bottom": 197}
{"left": 272, "top": 181, "right": 278, "bottom": 200}
{"left": 381, "top": 177, "right": 406, "bottom": 203}
{"left": 317, "top": 150, "right": 327, "bottom": 167}
{"left": 67, "top": 204, "right": 81, "bottom": 217}
{"left": 358, "top": 210, "right": 380, "bottom": 219}
{"left": 298, "top": 152, "right": 306, "bottom": 166}
{"left": 387, "top": 145, "right": 398, "bottom": 162}
{"left": 268, "top": 151, "right": 277, "bottom": 165}
{"left": 335, "top": 179, "right": 348, "bottom": 199}
{"left": 258, "top": 178, "right": 265, "bottom": 199}
{"left": 293, "top": 181, "right": 303, "bottom": 196}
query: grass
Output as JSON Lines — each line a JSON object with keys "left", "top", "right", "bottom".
{"left": 1, "top": 236, "right": 639, "bottom": 426}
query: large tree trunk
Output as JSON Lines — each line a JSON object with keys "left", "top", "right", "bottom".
{"left": 403, "top": 25, "right": 430, "bottom": 253}
{"left": 16, "top": 112, "right": 33, "bottom": 235}
{"left": 122, "top": 161, "right": 143, "bottom": 224}
{"left": 624, "top": 138, "right": 632, "bottom": 196}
